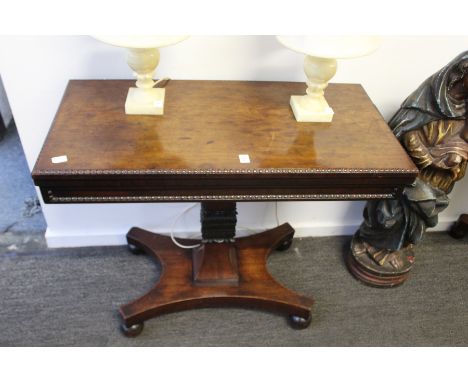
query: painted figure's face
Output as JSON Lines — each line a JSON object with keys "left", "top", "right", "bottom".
{"left": 449, "top": 68, "right": 468, "bottom": 100}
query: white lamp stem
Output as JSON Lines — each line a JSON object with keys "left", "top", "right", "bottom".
{"left": 126, "top": 48, "right": 160, "bottom": 89}
{"left": 124, "top": 48, "right": 165, "bottom": 115}
{"left": 289, "top": 55, "right": 337, "bottom": 122}
{"left": 303, "top": 55, "right": 337, "bottom": 108}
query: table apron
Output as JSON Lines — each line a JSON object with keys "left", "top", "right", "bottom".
{"left": 39, "top": 186, "right": 402, "bottom": 203}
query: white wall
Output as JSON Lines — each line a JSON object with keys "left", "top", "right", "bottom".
{"left": 0, "top": 36, "right": 467, "bottom": 247}
{"left": 0, "top": 75, "right": 12, "bottom": 126}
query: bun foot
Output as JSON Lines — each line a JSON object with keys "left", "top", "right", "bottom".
{"left": 121, "top": 322, "right": 144, "bottom": 337}
{"left": 127, "top": 243, "right": 144, "bottom": 255}
{"left": 276, "top": 237, "right": 293, "bottom": 251}
{"left": 288, "top": 314, "right": 312, "bottom": 329}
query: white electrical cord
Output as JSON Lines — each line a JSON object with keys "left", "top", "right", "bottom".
{"left": 236, "top": 202, "right": 280, "bottom": 237}
{"left": 275, "top": 201, "right": 280, "bottom": 226}
{"left": 153, "top": 77, "right": 170, "bottom": 88}
{"left": 237, "top": 226, "right": 261, "bottom": 235}
{"left": 170, "top": 203, "right": 201, "bottom": 249}
{"left": 170, "top": 201, "right": 280, "bottom": 249}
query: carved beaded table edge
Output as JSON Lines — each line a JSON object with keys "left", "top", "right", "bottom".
{"left": 31, "top": 79, "right": 418, "bottom": 337}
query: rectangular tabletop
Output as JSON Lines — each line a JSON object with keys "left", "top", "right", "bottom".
{"left": 32, "top": 80, "right": 417, "bottom": 203}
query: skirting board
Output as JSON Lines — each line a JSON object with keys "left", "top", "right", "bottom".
{"left": 44, "top": 219, "right": 458, "bottom": 249}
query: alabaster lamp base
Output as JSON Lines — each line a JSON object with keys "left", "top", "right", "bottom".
{"left": 93, "top": 35, "right": 188, "bottom": 116}
{"left": 125, "top": 87, "right": 165, "bottom": 115}
{"left": 290, "top": 95, "right": 334, "bottom": 122}
{"left": 276, "top": 36, "right": 381, "bottom": 123}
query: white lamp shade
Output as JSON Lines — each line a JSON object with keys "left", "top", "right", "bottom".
{"left": 93, "top": 35, "right": 189, "bottom": 49}
{"left": 276, "top": 35, "right": 381, "bottom": 59}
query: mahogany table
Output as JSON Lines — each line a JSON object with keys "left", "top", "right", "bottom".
{"left": 32, "top": 80, "right": 417, "bottom": 337}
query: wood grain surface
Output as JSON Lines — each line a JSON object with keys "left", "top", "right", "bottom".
{"left": 32, "top": 80, "right": 418, "bottom": 202}
{"left": 121, "top": 223, "right": 313, "bottom": 331}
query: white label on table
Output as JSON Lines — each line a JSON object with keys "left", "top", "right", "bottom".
{"left": 153, "top": 100, "right": 163, "bottom": 108}
{"left": 51, "top": 155, "right": 68, "bottom": 164}
{"left": 238, "top": 154, "right": 250, "bottom": 164}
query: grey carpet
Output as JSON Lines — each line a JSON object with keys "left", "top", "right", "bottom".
{"left": 0, "top": 231, "right": 466, "bottom": 346}
{"left": 0, "top": 122, "right": 47, "bottom": 234}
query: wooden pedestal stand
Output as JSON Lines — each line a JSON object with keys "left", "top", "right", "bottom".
{"left": 120, "top": 202, "right": 313, "bottom": 337}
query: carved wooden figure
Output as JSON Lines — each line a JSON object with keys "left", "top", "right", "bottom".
{"left": 347, "top": 51, "right": 468, "bottom": 287}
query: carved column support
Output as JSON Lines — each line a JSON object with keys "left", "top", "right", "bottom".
{"left": 191, "top": 202, "right": 239, "bottom": 287}
{"left": 200, "top": 201, "right": 237, "bottom": 242}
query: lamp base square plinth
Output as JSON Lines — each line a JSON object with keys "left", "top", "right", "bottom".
{"left": 125, "top": 87, "right": 165, "bottom": 115}
{"left": 290, "top": 95, "right": 334, "bottom": 123}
